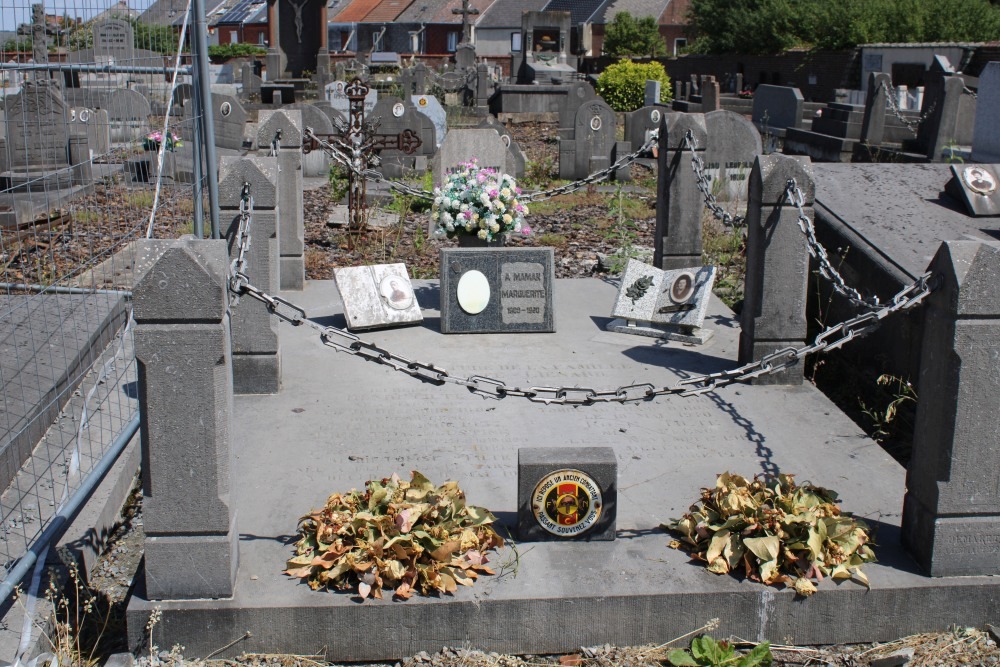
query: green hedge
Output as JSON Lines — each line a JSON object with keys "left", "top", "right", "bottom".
{"left": 596, "top": 59, "right": 672, "bottom": 112}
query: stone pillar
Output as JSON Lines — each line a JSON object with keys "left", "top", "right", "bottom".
{"left": 256, "top": 109, "right": 305, "bottom": 290}
{"left": 134, "top": 239, "right": 238, "bottom": 600}
{"left": 400, "top": 68, "right": 414, "bottom": 97}
{"left": 738, "top": 154, "right": 813, "bottom": 385}
{"left": 219, "top": 156, "right": 281, "bottom": 394}
{"left": 860, "top": 72, "right": 891, "bottom": 147}
{"left": 735, "top": 73, "right": 744, "bottom": 95}
{"left": 265, "top": 0, "right": 281, "bottom": 79}
{"left": 68, "top": 135, "right": 92, "bottom": 187}
{"left": 653, "top": 113, "right": 706, "bottom": 270}
{"left": 315, "top": 1, "right": 330, "bottom": 87}
{"left": 644, "top": 79, "right": 661, "bottom": 107}
{"left": 702, "top": 76, "right": 720, "bottom": 112}
{"left": 916, "top": 59, "right": 965, "bottom": 162}
{"left": 414, "top": 63, "right": 427, "bottom": 94}
{"left": 476, "top": 63, "right": 490, "bottom": 110}
{"left": 902, "top": 241, "right": 1000, "bottom": 576}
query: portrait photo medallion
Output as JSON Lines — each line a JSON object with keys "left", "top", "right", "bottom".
{"left": 531, "top": 469, "right": 602, "bottom": 537}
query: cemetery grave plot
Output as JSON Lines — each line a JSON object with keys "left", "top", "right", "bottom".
{"left": 0, "top": 180, "right": 201, "bottom": 290}
{"left": 303, "top": 121, "right": 663, "bottom": 280}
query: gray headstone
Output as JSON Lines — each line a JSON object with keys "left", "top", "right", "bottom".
{"left": 411, "top": 94, "right": 446, "bottom": 148}
{"left": 325, "top": 79, "right": 376, "bottom": 117}
{"left": 704, "top": 109, "right": 762, "bottom": 201}
{"left": 517, "top": 447, "right": 617, "bottom": 542}
{"left": 455, "top": 43, "right": 476, "bottom": 71}
{"left": 625, "top": 105, "right": 669, "bottom": 158}
{"left": 2, "top": 80, "right": 74, "bottom": 190}
{"left": 701, "top": 76, "right": 720, "bottom": 112}
{"left": 211, "top": 93, "right": 248, "bottom": 150}
{"left": 433, "top": 128, "right": 507, "bottom": 187}
{"left": 476, "top": 114, "right": 526, "bottom": 178}
{"left": 439, "top": 247, "right": 555, "bottom": 334}
{"left": 369, "top": 96, "right": 436, "bottom": 178}
{"left": 655, "top": 114, "right": 706, "bottom": 270}
{"left": 69, "top": 107, "right": 111, "bottom": 155}
{"left": 644, "top": 79, "right": 661, "bottom": 107}
{"left": 901, "top": 241, "right": 1000, "bottom": 576}
{"left": 257, "top": 109, "right": 305, "bottom": 290}
{"left": 92, "top": 18, "right": 134, "bottom": 63}
{"left": 334, "top": 263, "right": 423, "bottom": 330}
{"left": 945, "top": 164, "right": 1000, "bottom": 217}
{"left": 752, "top": 84, "right": 804, "bottom": 131}
{"left": 971, "top": 61, "right": 1000, "bottom": 163}
{"left": 560, "top": 97, "right": 617, "bottom": 180}
{"left": 557, "top": 81, "right": 597, "bottom": 141}
{"left": 860, "top": 72, "right": 891, "bottom": 146}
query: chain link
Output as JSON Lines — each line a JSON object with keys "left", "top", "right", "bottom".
{"left": 682, "top": 130, "right": 745, "bottom": 229}
{"left": 228, "top": 182, "right": 254, "bottom": 304}
{"left": 963, "top": 86, "right": 977, "bottom": 99}
{"left": 881, "top": 81, "right": 937, "bottom": 135}
{"left": 269, "top": 129, "right": 281, "bottom": 157}
{"left": 786, "top": 179, "right": 879, "bottom": 309}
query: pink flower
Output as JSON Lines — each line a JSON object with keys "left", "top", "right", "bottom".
{"left": 521, "top": 225, "right": 532, "bottom": 236}
{"left": 477, "top": 173, "right": 487, "bottom": 183}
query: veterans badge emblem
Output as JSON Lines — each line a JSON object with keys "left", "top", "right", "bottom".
{"left": 531, "top": 469, "right": 603, "bottom": 537}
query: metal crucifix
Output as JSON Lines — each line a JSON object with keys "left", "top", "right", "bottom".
{"left": 303, "top": 78, "right": 422, "bottom": 239}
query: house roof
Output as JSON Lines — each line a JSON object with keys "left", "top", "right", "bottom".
{"left": 333, "top": 0, "right": 383, "bottom": 22}
{"left": 540, "top": 0, "right": 605, "bottom": 25}
{"left": 215, "top": 0, "right": 266, "bottom": 26}
{"left": 363, "top": 0, "right": 416, "bottom": 22}
{"left": 476, "top": 0, "right": 548, "bottom": 29}
{"left": 395, "top": 0, "right": 449, "bottom": 24}
{"left": 594, "top": 0, "right": 671, "bottom": 24}
{"left": 427, "top": 0, "right": 496, "bottom": 25}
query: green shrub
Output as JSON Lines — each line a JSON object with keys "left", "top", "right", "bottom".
{"left": 596, "top": 59, "right": 672, "bottom": 112}
{"left": 208, "top": 43, "right": 267, "bottom": 61}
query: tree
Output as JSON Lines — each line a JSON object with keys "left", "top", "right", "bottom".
{"left": 603, "top": 12, "right": 667, "bottom": 58}
{"left": 596, "top": 59, "right": 672, "bottom": 112}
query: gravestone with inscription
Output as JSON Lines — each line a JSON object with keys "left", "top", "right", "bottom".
{"left": 370, "top": 96, "right": 436, "bottom": 178}
{"left": 439, "top": 247, "right": 555, "bottom": 333}
{"left": 704, "top": 110, "right": 762, "bottom": 201}
{"left": 411, "top": 94, "right": 446, "bottom": 148}
{"left": 517, "top": 447, "right": 617, "bottom": 541}
{"left": 433, "top": 129, "right": 507, "bottom": 187}
{"left": 625, "top": 106, "right": 670, "bottom": 159}
{"left": 92, "top": 18, "right": 134, "bottom": 63}
{"left": 334, "top": 263, "right": 422, "bottom": 330}
{"left": 608, "top": 259, "right": 716, "bottom": 344}
{"left": 285, "top": 103, "right": 334, "bottom": 176}
{"left": 559, "top": 97, "right": 629, "bottom": 181}
{"left": 752, "top": 84, "right": 804, "bottom": 134}
{"left": 2, "top": 80, "right": 74, "bottom": 191}
{"left": 180, "top": 93, "right": 247, "bottom": 150}
{"left": 477, "top": 114, "right": 526, "bottom": 178}
{"left": 326, "top": 80, "right": 376, "bottom": 117}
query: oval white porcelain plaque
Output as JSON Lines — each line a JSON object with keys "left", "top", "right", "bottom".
{"left": 457, "top": 270, "right": 490, "bottom": 315}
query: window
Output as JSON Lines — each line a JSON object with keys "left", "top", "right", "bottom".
{"left": 372, "top": 32, "right": 380, "bottom": 50}
{"left": 447, "top": 31, "right": 458, "bottom": 52}
{"left": 510, "top": 32, "right": 521, "bottom": 53}
{"left": 409, "top": 31, "right": 423, "bottom": 53}
{"left": 229, "top": 31, "right": 238, "bottom": 43}
{"left": 258, "top": 31, "right": 266, "bottom": 45}
{"left": 673, "top": 38, "right": 686, "bottom": 56}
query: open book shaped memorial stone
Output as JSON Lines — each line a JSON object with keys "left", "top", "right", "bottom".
{"left": 334, "top": 263, "right": 422, "bottom": 330}
{"left": 945, "top": 164, "right": 1000, "bottom": 217}
{"left": 609, "top": 258, "right": 716, "bottom": 344}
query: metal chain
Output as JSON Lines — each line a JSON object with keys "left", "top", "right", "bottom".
{"left": 963, "top": 86, "right": 977, "bottom": 99}
{"left": 682, "top": 130, "right": 745, "bottom": 229}
{"left": 881, "top": 81, "right": 937, "bottom": 135}
{"left": 786, "top": 179, "right": 878, "bottom": 309}
{"left": 228, "top": 182, "right": 254, "bottom": 304}
{"left": 304, "top": 127, "right": 660, "bottom": 205}
{"left": 225, "top": 239, "right": 935, "bottom": 405}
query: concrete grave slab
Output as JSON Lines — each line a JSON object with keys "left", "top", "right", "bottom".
{"left": 334, "top": 263, "right": 423, "bottom": 330}
{"left": 127, "top": 278, "right": 1000, "bottom": 659}
{"left": 439, "top": 247, "right": 555, "bottom": 333}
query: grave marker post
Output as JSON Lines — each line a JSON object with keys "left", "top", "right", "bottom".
{"left": 902, "top": 241, "right": 1000, "bottom": 576}
{"left": 654, "top": 113, "right": 706, "bottom": 270}
{"left": 219, "top": 156, "right": 281, "bottom": 394}
{"left": 257, "top": 109, "right": 305, "bottom": 290}
{"left": 738, "top": 154, "right": 813, "bottom": 385}
{"left": 134, "top": 239, "right": 238, "bottom": 600}
{"left": 859, "top": 72, "right": 891, "bottom": 148}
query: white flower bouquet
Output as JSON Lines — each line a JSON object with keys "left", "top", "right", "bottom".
{"left": 432, "top": 159, "right": 531, "bottom": 243}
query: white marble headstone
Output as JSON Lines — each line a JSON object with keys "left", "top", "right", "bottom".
{"left": 334, "top": 263, "right": 423, "bottom": 330}
{"left": 411, "top": 95, "right": 446, "bottom": 148}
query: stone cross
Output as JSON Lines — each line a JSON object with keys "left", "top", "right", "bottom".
{"left": 452, "top": 0, "right": 479, "bottom": 45}
{"left": 31, "top": 4, "right": 48, "bottom": 69}
{"left": 303, "top": 78, "right": 421, "bottom": 238}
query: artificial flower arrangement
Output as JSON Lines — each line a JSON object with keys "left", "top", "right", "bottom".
{"left": 143, "top": 130, "right": 183, "bottom": 152}
{"left": 432, "top": 159, "right": 531, "bottom": 243}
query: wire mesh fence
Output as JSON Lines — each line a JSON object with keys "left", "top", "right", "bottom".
{"left": 0, "top": 0, "right": 205, "bottom": 596}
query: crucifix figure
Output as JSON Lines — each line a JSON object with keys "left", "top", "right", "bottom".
{"left": 451, "top": 0, "right": 479, "bottom": 45}
{"left": 288, "top": 0, "right": 308, "bottom": 44}
{"left": 303, "top": 79, "right": 422, "bottom": 241}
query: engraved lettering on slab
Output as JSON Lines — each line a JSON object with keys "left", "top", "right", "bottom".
{"left": 457, "top": 270, "right": 490, "bottom": 314}
{"left": 501, "top": 262, "right": 545, "bottom": 324}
